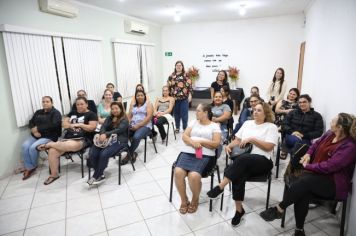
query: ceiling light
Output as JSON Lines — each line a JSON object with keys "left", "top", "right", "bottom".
{"left": 239, "top": 5, "right": 246, "bottom": 16}
{"left": 174, "top": 11, "right": 181, "bottom": 22}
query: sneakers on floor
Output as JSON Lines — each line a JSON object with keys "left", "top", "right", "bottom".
{"left": 93, "top": 175, "right": 106, "bottom": 185}
{"left": 87, "top": 177, "right": 96, "bottom": 186}
{"left": 207, "top": 186, "right": 224, "bottom": 198}
{"left": 293, "top": 229, "right": 305, "bottom": 236}
{"left": 231, "top": 208, "right": 245, "bottom": 227}
{"left": 259, "top": 207, "right": 283, "bottom": 221}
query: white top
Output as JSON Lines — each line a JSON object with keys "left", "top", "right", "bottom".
{"left": 267, "top": 80, "right": 287, "bottom": 102}
{"left": 181, "top": 119, "right": 221, "bottom": 156}
{"left": 235, "top": 120, "right": 278, "bottom": 159}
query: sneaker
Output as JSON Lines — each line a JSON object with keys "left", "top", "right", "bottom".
{"left": 231, "top": 208, "right": 245, "bottom": 227}
{"left": 207, "top": 186, "right": 224, "bottom": 198}
{"left": 293, "top": 229, "right": 305, "bottom": 236}
{"left": 260, "top": 207, "right": 283, "bottom": 221}
{"left": 93, "top": 175, "right": 106, "bottom": 185}
{"left": 87, "top": 177, "right": 96, "bottom": 185}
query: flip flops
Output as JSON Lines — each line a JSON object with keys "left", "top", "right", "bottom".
{"left": 44, "top": 175, "right": 60, "bottom": 185}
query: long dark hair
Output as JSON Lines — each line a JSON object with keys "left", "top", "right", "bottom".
{"left": 288, "top": 88, "right": 300, "bottom": 101}
{"left": 272, "top": 67, "right": 285, "bottom": 94}
{"left": 134, "top": 90, "right": 146, "bottom": 107}
{"left": 110, "top": 102, "right": 127, "bottom": 127}
{"left": 135, "top": 83, "right": 145, "bottom": 93}
{"left": 216, "top": 70, "right": 228, "bottom": 84}
{"left": 174, "top": 60, "right": 185, "bottom": 75}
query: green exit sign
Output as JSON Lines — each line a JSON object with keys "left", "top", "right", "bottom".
{"left": 165, "top": 52, "right": 173, "bottom": 56}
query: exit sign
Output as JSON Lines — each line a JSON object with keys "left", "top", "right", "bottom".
{"left": 165, "top": 52, "right": 173, "bottom": 56}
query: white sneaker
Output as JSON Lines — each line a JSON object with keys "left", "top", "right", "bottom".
{"left": 93, "top": 175, "right": 106, "bottom": 185}
{"left": 87, "top": 177, "right": 96, "bottom": 186}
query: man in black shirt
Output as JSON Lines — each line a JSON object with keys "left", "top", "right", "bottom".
{"left": 71, "top": 90, "right": 97, "bottom": 114}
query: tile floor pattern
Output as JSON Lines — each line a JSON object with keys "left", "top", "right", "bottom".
{"left": 0, "top": 111, "right": 342, "bottom": 236}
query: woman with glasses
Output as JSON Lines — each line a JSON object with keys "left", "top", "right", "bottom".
{"left": 282, "top": 94, "right": 323, "bottom": 152}
{"left": 152, "top": 85, "right": 175, "bottom": 143}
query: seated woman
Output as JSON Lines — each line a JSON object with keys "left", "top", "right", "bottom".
{"left": 274, "top": 88, "right": 300, "bottom": 127}
{"left": 105, "top": 82, "right": 122, "bottom": 102}
{"left": 43, "top": 97, "right": 98, "bottom": 185}
{"left": 22, "top": 96, "right": 62, "bottom": 180}
{"left": 211, "top": 91, "right": 231, "bottom": 141}
{"left": 221, "top": 85, "right": 234, "bottom": 112}
{"left": 207, "top": 103, "right": 278, "bottom": 227}
{"left": 121, "top": 90, "right": 153, "bottom": 165}
{"left": 129, "top": 84, "right": 150, "bottom": 109}
{"left": 175, "top": 104, "right": 221, "bottom": 214}
{"left": 281, "top": 94, "right": 323, "bottom": 158}
{"left": 152, "top": 85, "right": 175, "bottom": 143}
{"left": 260, "top": 113, "right": 356, "bottom": 236}
{"left": 97, "top": 89, "right": 113, "bottom": 125}
{"left": 87, "top": 102, "right": 129, "bottom": 185}
{"left": 231, "top": 94, "right": 262, "bottom": 136}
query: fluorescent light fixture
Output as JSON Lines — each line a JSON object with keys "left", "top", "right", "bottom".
{"left": 239, "top": 5, "right": 246, "bottom": 16}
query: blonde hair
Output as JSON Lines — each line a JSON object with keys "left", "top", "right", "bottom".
{"left": 337, "top": 113, "right": 356, "bottom": 140}
{"left": 257, "top": 103, "right": 275, "bottom": 123}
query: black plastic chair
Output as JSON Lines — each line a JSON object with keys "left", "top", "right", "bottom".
{"left": 164, "top": 120, "right": 177, "bottom": 146}
{"left": 169, "top": 151, "right": 222, "bottom": 212}
{"left": 143, "top": 130, "right": 158, "bottom": 163}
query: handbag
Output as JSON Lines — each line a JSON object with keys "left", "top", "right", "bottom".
{"left": 284, "top": 143, "right": 309, "bottom": 187}
{"left": 229, "top": 143, "right": 253, "bottom": 161}
{"left": 93, "top": 134, "right": 118, "bottom": 148}
{"left": 64, "top": 127, "right": 85, "bottom": 139}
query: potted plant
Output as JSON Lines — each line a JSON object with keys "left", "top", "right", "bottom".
{"left": 228, "top": 66, "right": 240, "bottom": 88}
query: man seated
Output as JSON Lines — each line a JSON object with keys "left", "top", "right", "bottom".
{"left": 71, "top": 90, "right": 97, "bottom": 113}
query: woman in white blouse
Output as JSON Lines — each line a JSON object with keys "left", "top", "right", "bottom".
{"left": 266, "top": 67, "right": 287, "bottom": 107}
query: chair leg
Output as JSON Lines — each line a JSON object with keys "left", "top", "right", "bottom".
{"left": 80, "top": 154, "right": 84, "bottom": 178}
{"left": 118, "top": 154, "right": 121, "bottom": 185}
{"left": 152, "top": 135, "right": 158, "bottom": 153}
{"left": 281, "top": 184, "right": 288, "bottom": 228}
{"left": 209, "top": 173, "right": 214, "bottom": 212}
{"left": 266, "top": 173, "right": 271, "bottom": 210}
{"left": 169, "top": 166, "right": 175, "bottom": 202}
{"left": 144, "top": 138, "right": 147, "bottom": 163}
{"left": 216, "top": 166, "right": 224, "bottom": 211}
{"left": 275, "top": 139, "right": 281, "bottom": 178}
{"left": 172, "top": 122, "right": 177, "bottom": 140}
{"left": 340, "top": 200, "right": 347, "bottom": 236}
{"left": 130, "top": 153, "right": 136, "bottom": 171}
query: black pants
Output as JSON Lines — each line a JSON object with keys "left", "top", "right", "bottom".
{"left": 224, "top": 154, "right": 273, "bottom": 201}
{"left": 279, "top": 173, "right": 336, "bottom": 229}
{"left": 153, "top": 116, "right": 168, "bottom": 139}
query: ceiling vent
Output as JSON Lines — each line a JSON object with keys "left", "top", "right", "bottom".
{"left": 39, "top": 0, "right": 78, "bottom": 18}
{"left": 124, "top": 20, "right": 149, "bottom": 36}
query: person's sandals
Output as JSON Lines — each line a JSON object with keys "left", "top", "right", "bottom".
{"left": 187, "top": 202, "right": 199, "bottom": 213}
{"left": 36, "top": 144, "right": 48, "bottom": 151}
{"left": 280, "top": 151, "right": 287, "bottom": 160}
{"left": 179, "top": 201, "right": 190, "bottom": 214}
{"left": 44, "top": 176, "right": 60, "bottom": 185}
{"left": 120, "top": 152, "right": 138, "bottom": 165}
{"left": 22, "top": 168, "right": 37, "bottom": 180}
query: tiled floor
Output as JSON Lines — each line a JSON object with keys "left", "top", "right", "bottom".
{"left": 0, "top": 111, "right": 341, "bottom": 236}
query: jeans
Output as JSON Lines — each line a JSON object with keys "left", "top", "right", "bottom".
{"left": 285, "top": 134, "right": 311, "bottom": 150}
{"left": 232, "top": 108, "right": 251, "bottom": 135}
{"left": 22, "top": 136, "right": 51, "bottom": 169}
{"left": 174, "top": 99, "right": 189, "bottom": 130}
{"left": 129, "top": 126, "right": 151, "bottom": 154}
{"left": 89, "top": 142, "right": 128, "bottom": 179}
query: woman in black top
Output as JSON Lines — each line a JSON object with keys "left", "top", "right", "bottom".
{"left": 275, "top": 88, "right": 299, "bottom": 127}
{"left": 87, "top": 102, "right": 129, "bottom": 185}
{"left": 22, "top": 96, "right": 62, "bottom": 180}
{"left": 210, "top": 70, "right": 229, "bottom": 101}
{"left": 42, "top": 97, "right": 98, "bottom": 185}
{"left": 105, "top": 82, "right": 122, "bottom": 102}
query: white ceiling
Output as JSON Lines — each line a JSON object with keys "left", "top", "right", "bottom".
{"left": 75, "top": 0, "right": 312, "bottom": 25}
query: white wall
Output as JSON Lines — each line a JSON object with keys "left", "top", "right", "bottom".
{"left": 0, "top": 0, "right": 162, "bottom": 177}
{"left": 161, "top": 14, "right": 305, "bottom": 99}
{"left": 302, "top": 0, "right": 356, "bottom": 234}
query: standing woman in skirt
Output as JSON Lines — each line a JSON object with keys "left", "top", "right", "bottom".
{"left": 174, "top": 104, "right": 221, "bottom": 214}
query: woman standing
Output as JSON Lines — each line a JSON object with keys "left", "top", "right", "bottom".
{"left": 175, "top": 104, "right": 221, "bottom": 214}
{"left": 210, "top": 70, "right": 229, "bottom": 101}
{"left": 88, "top": 102, "right": 129, "bottom": 185}
{"left": 97, "top": 89, "right": 113, "bottom": 125}
{"left": 167, "top": 61, "right": 192, "bottom": 133}
{"left": 22, "top": 96, "right": 62, "bottom": 180}
{"left": 152, "top": 85, "right": 175, "bottom": 143}
{"left": 267, "top": 68, "right": 287, "bottom": 107}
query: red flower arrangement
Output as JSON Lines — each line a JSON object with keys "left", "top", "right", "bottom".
{"left": 228, "top": 66, "right": 240, "bottom": 81}
{"left": 187, "top": 66, "right": 200, "bottom": 82}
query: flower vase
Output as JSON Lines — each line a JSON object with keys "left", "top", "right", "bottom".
{"left": 230, "top": 79, "right": 238, "bottom": 89}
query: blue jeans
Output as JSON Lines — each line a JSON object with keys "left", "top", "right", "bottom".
{"left": 285, "top": 134, "right": 311, "bottom": 150}
{"left": 89, "top": 142, "right": 128, "bottom": 179}
{"left": 174, "top": 99, "right": 189, "bottom": 130}
{"left": 129, "top": 126, "right": 151, "bottom": 154}
{"left": 22, "top": 136, "right": 51, "bottom": 169}
{"left": 232, "top": 108, "right": 251, "bottom": 135}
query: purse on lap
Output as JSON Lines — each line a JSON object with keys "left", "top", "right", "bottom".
{"left": 229, "top": 143, "right": 253, "bottom": 161}
{"left": 64, "top": 128, "right": 85, "bottom": 139}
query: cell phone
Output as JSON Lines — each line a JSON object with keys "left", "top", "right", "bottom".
{"left": 195, "top": 147, "right": 203, "bottom": 159}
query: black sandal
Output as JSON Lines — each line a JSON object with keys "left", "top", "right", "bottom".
{"left": 36, "top": 144, "right": 48, "bottom": 151}
{"left": 44, "top": 176, "right": 60, "bottom": 185}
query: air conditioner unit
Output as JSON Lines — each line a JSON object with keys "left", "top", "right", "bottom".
{"left": 39, "top": 0, "right": 78, "bottom": 18}
{"left": 124, "top": 20, "right": 149, "bottom": 35}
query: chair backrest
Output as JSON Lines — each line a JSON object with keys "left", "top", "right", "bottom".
{"left": 201, "top": 150, "right": 218, "bottom": 178}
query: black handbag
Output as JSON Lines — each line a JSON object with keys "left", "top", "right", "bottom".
{"left": 64, "top": 127, "right": 85, "bottom": 139}
{"left": 229, "top": 143, "right": 253, "bottom": 160}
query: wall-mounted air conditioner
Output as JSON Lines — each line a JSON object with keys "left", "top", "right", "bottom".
{"left": 124, "top": 20, "right": 149, "bottom": 36}
{"left": 39, "top": 0, "right": 78, "bottom": 18}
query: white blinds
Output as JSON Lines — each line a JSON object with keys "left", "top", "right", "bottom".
{"left": 113, "top": 43, "right": 141, "bottom": 98}
{"left": 141, "top": 45, "right": 155, "bottom": 92}
{"left": 2, "top": 32, "right": 62, "bottom": 127}
{"left": 63, "top": 38, "right": 105, "bottom": 104}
